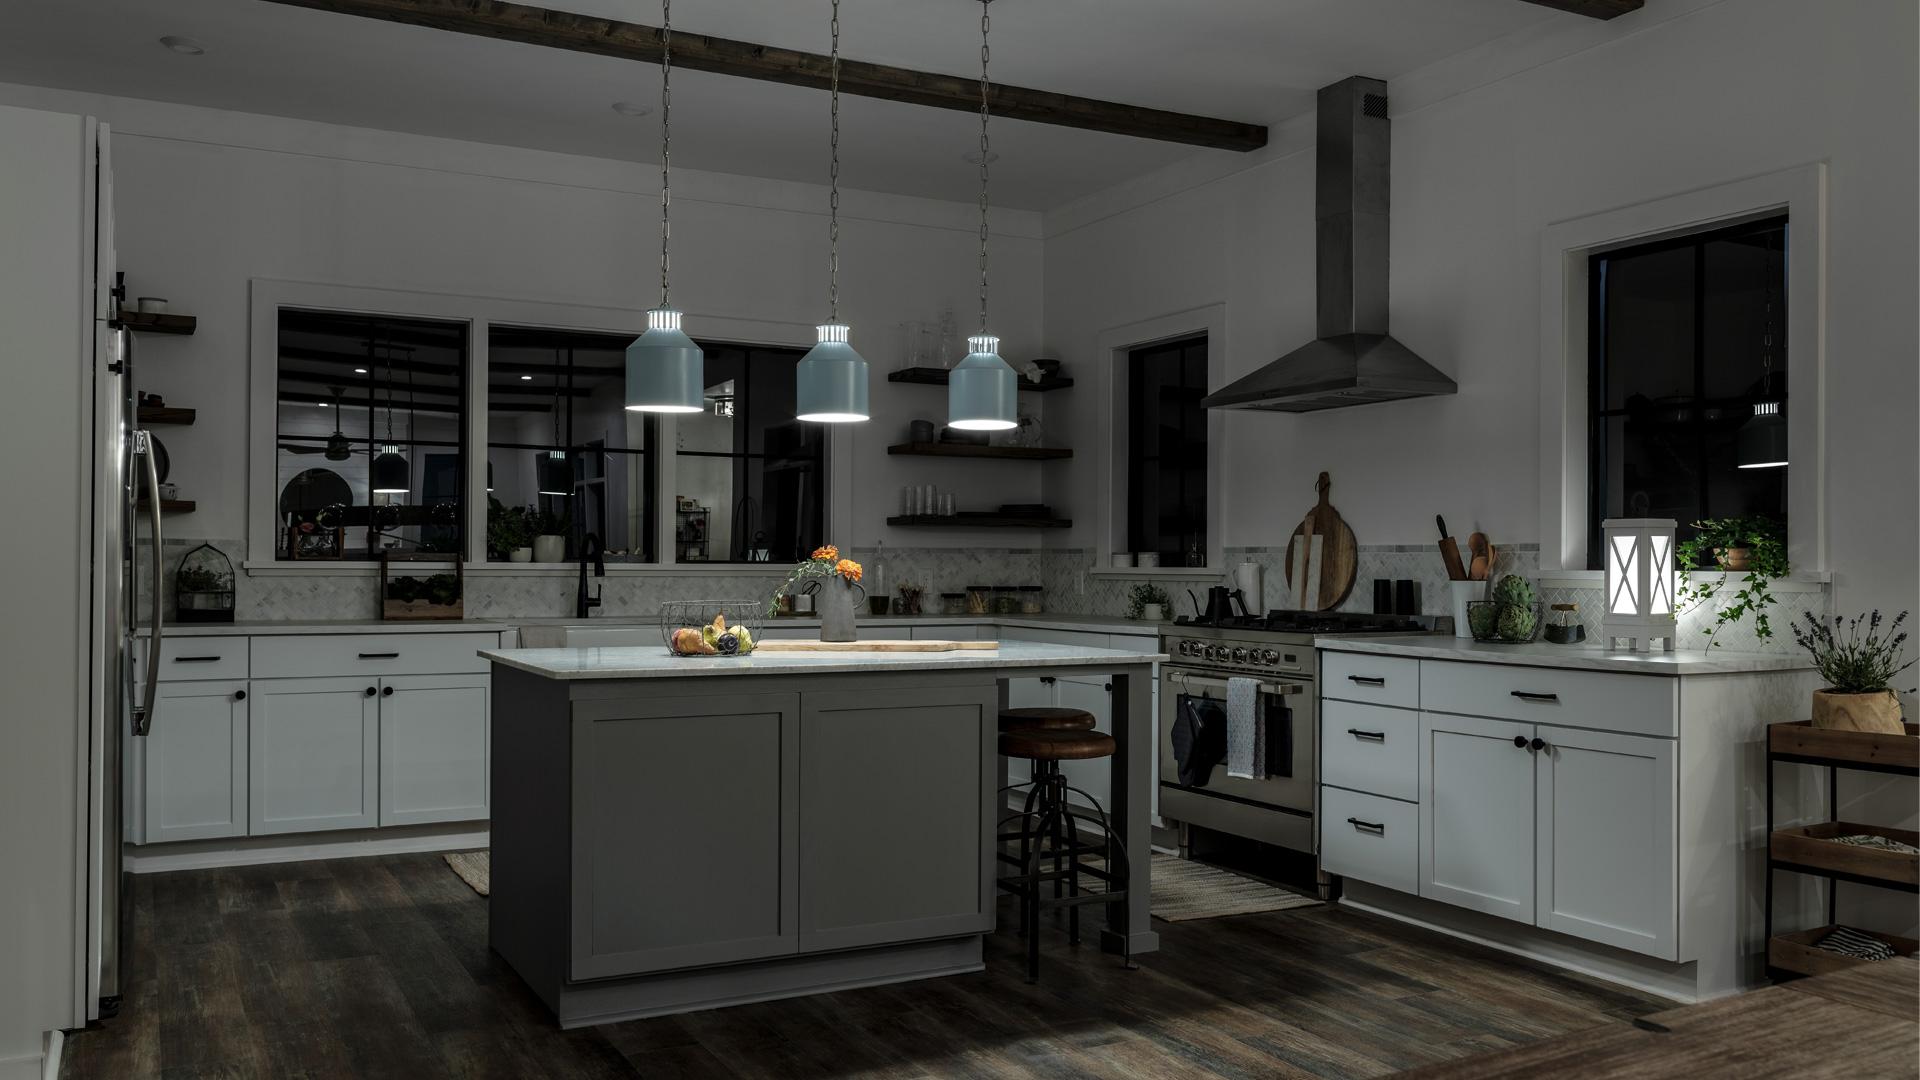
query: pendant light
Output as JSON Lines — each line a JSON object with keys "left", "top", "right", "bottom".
{"left": 947, "top": 0, "right": 1016, "bottom": 432}
{"left": 369, "top": 338, "right": 411, "bottom": 493}
{"left": 1737, "top": 228, "right": 1787, "bottom": 469}
{"left": 794, "top": 0, "right": 870, "bottom": 423}
{"left": 539, "top": 346, "right": 572, "bottom": 495}
{"left": 626, "top": 0, "right": 705, "bottom": 413}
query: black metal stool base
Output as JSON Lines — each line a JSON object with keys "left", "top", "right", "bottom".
{"left": 996, "top": 761, "right": 1135, "bottom": 983}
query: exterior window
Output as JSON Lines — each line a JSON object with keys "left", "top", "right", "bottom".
{"left": 1587, "top": 215, "right": 1788, "bottom": 567}
{"left": 274, "top": 310, "right": 467, "bottom": 560}
{"left": 676, "top": 342, "right": 823, "bottom": 563}
{"left": 486, "top": 326, "right": 657, "bottom": 563}
{"left": 1126, "top": 335, "right": 1208, "bottom": 564}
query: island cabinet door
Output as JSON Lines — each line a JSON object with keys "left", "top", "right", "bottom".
{"left": 797, "top": 683, "right": 996, "bottom": 953}
{"left": 378, "top": 674, "right": 489, "bottom": 827}
{"left": 1533, "top": 724, "right": 1677, "bottom": 959}
{"left": 569, "top": 692, "right": 800, "bottom": 980}
{"left": 248, "top": 676, "right": 379, "bottom": 835}
{"left": 1419, "top": 711, "right": 1535, "bottom": 923}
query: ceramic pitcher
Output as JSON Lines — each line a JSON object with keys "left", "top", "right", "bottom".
{"left": 812, "top": 578, "right": 865, "bottom": 642}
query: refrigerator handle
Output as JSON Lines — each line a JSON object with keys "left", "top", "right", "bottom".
{"left": 131, "top": 428, "right": 163, "bottom": 737}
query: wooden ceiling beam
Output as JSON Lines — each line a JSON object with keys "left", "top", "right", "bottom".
{"left": 1515, "top": 0, "right": 1643, "bottom": 19}
{"left": 257, "top": 0, "right": 1268, "bottom": 151}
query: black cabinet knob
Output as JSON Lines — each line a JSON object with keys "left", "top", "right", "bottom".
{"left": 1530, "top": 737, "right": 1548, "bottom": 752}
{"left": 1513, "top": 735, "right": 1528, "bottom": 748}
{"left": 233, "top": 690, "right": 246, "bottom": 702}
{"left": 365, "top": 686, "right": 377, "bottom": 697}
{"left": 382, "top": 685, "right": 394, "bottom": 697}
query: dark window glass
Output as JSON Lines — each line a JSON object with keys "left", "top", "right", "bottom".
{"left": 676, "top": 342, "right": 824, "bottom": 563}
{"left": 1127, "top": 335, "right": 1208, "bottom": 563}
{"left": 274, "top": 310, "right": 467, "bottom": 560}
{"left": 486, "top": 326, "right": 657, "bottom": 562}
{"left": 1587, "top": 216, "right": 1788, "bottom": 567}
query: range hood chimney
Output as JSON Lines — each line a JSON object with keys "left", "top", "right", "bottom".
{"left": 1202, "top": 76, "right": 1456, "bottom": 413}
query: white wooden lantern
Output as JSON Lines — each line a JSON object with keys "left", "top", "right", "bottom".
{"left": 1601, "top": 518, "right": 1678, "bottom": 652}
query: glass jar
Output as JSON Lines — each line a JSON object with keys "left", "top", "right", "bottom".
{"left": 941, "top": 592, "right": 968, "bottom": 615}
{"left": 1019, "top": 585, "right": 1044, "bottom": 614}
{"left": 992, "top": 588, "right": 1021, "bottom": 615}
{"left": 965, "top": 585, "right": 992, "bottom": 615}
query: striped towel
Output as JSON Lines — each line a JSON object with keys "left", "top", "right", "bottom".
{"left": 1834, "top": 833, "right": 1920, "bottom": 855}
{"left": 1225, "top": 677, "right": 1265, "bottom": 780}
{"left": 1813, "top": 926, "right": 1898, "bottom": 962}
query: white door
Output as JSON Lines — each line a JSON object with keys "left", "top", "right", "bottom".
{"left": 1534, "top": 724, "right": 1677, "bottom": 959}
{"left": 143, "top": 680, "right": 248, "bottom": 842}
{"left": 379, "top": 674, "right": 490, "bottom": 826}
{"left": 1055, "top": 675, "right": 1114, "bottom": 812}
{"left": 249, "top": 676, "right": 378, "bottom": 834}
{"left": 1420, "top": 711, "right": 1535, "bottom": 922}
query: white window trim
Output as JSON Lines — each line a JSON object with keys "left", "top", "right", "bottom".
{"left": 1093, "top": 303, "right": 1228, "bottom": 572}
{"left": 247, "top": 279, "right": 844, "bottom": 573}
{"left": 1537, "top": 163, "right": 1826, "bottom": 573}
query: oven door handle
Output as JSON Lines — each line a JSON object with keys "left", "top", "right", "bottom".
{"left": 1167, "top": 670, "right": 1304, "bottom": 697}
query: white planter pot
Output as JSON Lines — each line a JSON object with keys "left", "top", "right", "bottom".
{"left": 533, "top": 535, "right": 566, "bottom": 563}
{"left": 1140, "top": 603, "right": 1165, "bottom": 622}
{"left": 509, "top": 547, "right": 533, "bottom": 563}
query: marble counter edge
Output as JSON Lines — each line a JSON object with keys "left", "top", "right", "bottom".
{"left": 1317, "top": 634, "right": 1809, "bottom": 675}
{"left": 480, "top": 642, "right": 1170, "bottom": 681}
{"left": 144, "top": 613, "right": 1167, "bottom": 639}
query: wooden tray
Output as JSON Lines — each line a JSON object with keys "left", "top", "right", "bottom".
{"left": 1772, "top": 822, "right": 1919, "bottom": 888}
{"left": 754, "top": 639, "right": 996, "bottom": 653}
{"left": 1769, "top": 925, "right": 1919, "bottom": 978}
{"left": 1769, "top": 721, "right": 1919, "bottom": 773}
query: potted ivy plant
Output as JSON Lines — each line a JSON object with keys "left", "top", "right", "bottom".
{"left": 486, "top": 498, "right": 534, "bottom": 562}
{"left": 1675, "top": 515, "right": 1788, "bottom": 647}
{"left": 1791, "top": 610, "right": 1914, "bottom": 734}
{"left": 1127, "top": 583, "right": 1170, "bottom": 622}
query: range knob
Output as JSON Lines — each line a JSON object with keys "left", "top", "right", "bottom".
{"left": 1231, "top": 647, "right": 1248, "bottom": 663}
{"left": 1263, "top": 649, "right": 1279, "bottom": 664}
{"left": 1204, "top": 646, "right": 1221, "bottom": 661}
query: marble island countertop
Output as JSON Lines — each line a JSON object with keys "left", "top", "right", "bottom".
{"left": 481, "top": 639, "right": 1169, "bottom": 680}
{"left": 1319, "top": 634, "right": 1808, "bottom": 675}
{"left": 145, "top": 612, "right": 1168, "bottom": 638}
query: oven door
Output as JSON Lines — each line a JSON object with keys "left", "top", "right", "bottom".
{"left": 1159, "top": 667, "right": 1317, "bottom": 816}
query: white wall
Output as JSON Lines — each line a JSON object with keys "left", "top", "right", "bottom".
{"left": 0, "top": 81, "right": 1045, "bottom": 558}
{"left": 1044, "top": 0, "right": 1918, "bottom": 929}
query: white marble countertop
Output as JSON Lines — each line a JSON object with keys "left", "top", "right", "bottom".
{"left": 146, "top": 613, "right": 1167, "bottom": 639}
{"left": 141, "top": 619, "right": 516, "bottom": 637}
{"left": 481, "top": 640, "right": 1169, "bottom": 681}
{"left": 1319, "top": 634, "right": 1809, "bottom": 675}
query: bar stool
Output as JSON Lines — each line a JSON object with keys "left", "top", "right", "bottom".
{"left": 996, "top": 727, "right": 1135, "bottom": 983}
{"left": 996, "top": 707, "right": 1097, "bottom": 901}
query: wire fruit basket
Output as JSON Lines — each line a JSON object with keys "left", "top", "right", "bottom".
{"left": 659, "top": 600, "right": 764, "bottom": 657}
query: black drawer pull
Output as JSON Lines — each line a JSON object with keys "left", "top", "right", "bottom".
{"left": 358, "top": 652, "right": 401, "bottom": 660}
{"left": 1510, "top": 691, "right": 1559, "bottom": 703}
{"left": 1347, "top": 675, "right": 1386, "bottom": 687}
{"left": 1347, "top": 817, "right": 1385, "bottom": 835}
{"left": 1347, "top": 728, "right": 1387, "bottom": 742}
{"left": 172, "top": 655, "right": 222, "bottom": 663}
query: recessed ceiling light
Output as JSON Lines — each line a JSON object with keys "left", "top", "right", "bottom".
{"left": 520, "top": 374, "right": 533, "bottom": 381}
{"left": 159, "top": 35, "right": 207, "bottom": 55}
{"left": 962, "top": 148, "right": 999, "bottom": 166}
{"left": 354, "top": 367, "right": 368, "bottom": 374}
{"left": 316, "top": 402, "right": 330, "bottom": 408}
{"left": 611, "top": 101, "right": 653, "bottom": 118}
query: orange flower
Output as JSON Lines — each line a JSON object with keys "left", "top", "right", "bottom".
{"left": 811, "top": 545, "right": 839, "bottom": 561}
{"left": 834, "top": 558, "right": 863, "bottom": 583}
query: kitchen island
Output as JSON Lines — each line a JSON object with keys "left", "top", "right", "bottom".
{"left": 480, "top": 640, "right": 1165, "bottom": 1027}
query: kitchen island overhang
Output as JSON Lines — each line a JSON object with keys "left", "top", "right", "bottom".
{"left": 481, "top": 641, "right": 1165, "bottom": 1028}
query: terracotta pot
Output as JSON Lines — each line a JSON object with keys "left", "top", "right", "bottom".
{"left": 1714, "top": 546, "right": 1753, "bottom": 572}
{"left": 1810, "top": 688, "right": 1906, "bottom": 734}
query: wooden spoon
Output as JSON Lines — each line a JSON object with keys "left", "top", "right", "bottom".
{"left": 1467, "top": 533, "right": 1490, "bottom": 581}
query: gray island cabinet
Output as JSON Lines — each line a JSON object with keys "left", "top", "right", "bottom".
{"left": 480, "top": 641, "right": 1164, "bottom": 1028}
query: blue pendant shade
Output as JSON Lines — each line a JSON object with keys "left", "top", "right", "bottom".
{"left": 625, "top": 308, "right": 705, "bottom": 413}
{"left": 537, "top": 450, "right": 571, "bottom": 496}
{"left": 947, "top": 334, "right": 1017, "bottom": 431}
{"left": 1736, "top": 401, "right": 1788, "bottom": 469}
{"left": 370, "top": 444, "right": 409, "bottom": 494}
{"left": 795, "top": 323, "right": 870, "bottom": 422}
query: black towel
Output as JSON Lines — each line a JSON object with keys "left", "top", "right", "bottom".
{"left": 1265, "top": 702, "right": 1294, "bottom": 779}
{"left": 1173, "top": 696, "right": 1227, "bottom": 788}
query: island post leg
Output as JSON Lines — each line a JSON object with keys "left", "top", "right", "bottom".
{"left": 1102, "top": 664, "right": 1158, "bottom": 957}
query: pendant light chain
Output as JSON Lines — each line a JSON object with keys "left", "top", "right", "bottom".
{"left": 976, "top": 0, "right": 991, "bottom": 335}
{"left": 1759, "top": 230, "right": 1776, "bottom": 395}
{"left": 828, "top": 0, "right": 841, "bottom": 323}
{"left": 659, "top": 0, "right": 674, "bottom": 309}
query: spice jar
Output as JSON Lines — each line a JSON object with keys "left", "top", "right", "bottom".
{"left": 1545, "top": 602, "right": 1585, "bottom": 645}
{"left": 1019, "top": 585, "right": 1044, "bottom": 614}
{"left": 966, "top": 585, "right": 992, "bottom": 615}
{"left": 992, "top": 586, "right": 1020, "bottom": 615}
{"left": 941, "top": 592, "right": 968, "bottom": 615}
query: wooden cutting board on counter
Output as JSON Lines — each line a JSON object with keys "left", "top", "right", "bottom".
{"left": 1283, "top": 471, "right": 1358, "bottom": 611}
{"left": 754, "top": 639, "right": 996, "bottom": 653}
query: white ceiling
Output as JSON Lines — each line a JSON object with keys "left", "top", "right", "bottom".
{"left": 2, "top": 0, "right": 1573, "bottom": 209}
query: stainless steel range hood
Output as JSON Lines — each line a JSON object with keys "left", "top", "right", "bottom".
{"left": 1203, "top": 77, "right": 1456, "bottom": 413}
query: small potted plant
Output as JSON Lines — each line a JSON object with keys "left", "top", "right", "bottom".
{"left": 532, "top": 506, "right": 569, "bottom": 563}
{"left": 1791, "top": 610, "right": 1914, "bottom": 734}
{"left": 770, "top": 545, "right": 865, "bottom": 641}
{"left": 486, "top": 498, "right": 535, "bottom": 562}
{"left": 1127, "top": 583, "right": 1170, "bottom": 622}
{"left": 1676, "top": 515, "right": 1788, "bottom": 647}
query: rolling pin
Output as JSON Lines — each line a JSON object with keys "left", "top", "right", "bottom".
{"left": 1437, "top": 515, "right": 1468, "bottom": 581}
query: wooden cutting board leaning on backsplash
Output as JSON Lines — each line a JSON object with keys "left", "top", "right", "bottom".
{"left": 1283, "top": 472, "right": 1358, "bottom": 611}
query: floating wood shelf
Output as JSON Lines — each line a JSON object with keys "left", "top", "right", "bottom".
{"left": 1771, "top": 823, "right": 1919, "bottom": 890}
{"left": 137, "top": 406, "right": 197, "bottom": 425}
{"left": 137, "top": 498, "right": 196, "bottom": 514}
{"left": 885, "top": 366, "right": 1073, "bottom": 392}
{"left": 887, "top": 514, "right": 1071, "bottom": 529}
{"left": 117, "top": 310, "right": 197, "bottom": 335}
{"left": 887, "top": 442, "right": 1071, "bottom": 461}
{"left": 1767, "top": 925, "right": 1919, "bottom": 979}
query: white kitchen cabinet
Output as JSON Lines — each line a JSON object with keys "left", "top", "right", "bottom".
{"left": 249, "top": 676, "right": 379, "bottom": 835}
{"left": 1534, "top": 723, "right": 1676, "bottom": 958}
{"left": 141, "top": 680, "right": 249, "bottom": 842}
{"left": 1419, "top": 711, "right": 1535, "bottom": 922}
{"left": 378, "top": 674, "right": 491, "bottom": 826}
{"left": 1055, "top": 674, "right": 1115, "bottom": 811}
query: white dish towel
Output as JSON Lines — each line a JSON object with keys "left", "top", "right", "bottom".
{"left": 1226, "top": 677, "right": 1266, "bottom": 780}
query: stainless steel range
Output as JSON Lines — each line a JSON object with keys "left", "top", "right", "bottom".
{"left": 1157, "top": 610, "right": 1430, "bottom": 887}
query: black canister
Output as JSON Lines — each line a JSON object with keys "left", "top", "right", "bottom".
{"left": 1393, "top": 579, "right": 1418, "bottom": 616}
{"left": 1372, "top": 579, "right": 1393, "bottom": 615}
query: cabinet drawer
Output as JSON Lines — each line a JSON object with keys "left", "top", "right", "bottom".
{"left": 1322, "top": 701, "right": 1418, "bottom": 801}
{"left": 1420, "top": 660, "right": 1676, "bottom": 738}
{"left": 151, "top": 636, "right": 248, "bottom": 682}
{"left": 1321, "top": 787, "right": 1418, "bottom": 894}
{"left": 1322, "top": 653, "right": 1419, "bottom": 709}
{"left": 251, "top": 632, "right": 498, "bottom": 679}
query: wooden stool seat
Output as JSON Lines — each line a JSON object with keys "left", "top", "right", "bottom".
{"left": 999, "top": 729, "right": 1116, "bottom": 761}
{"left": 998, "top": 706, "right": 1098, "bottom": 733}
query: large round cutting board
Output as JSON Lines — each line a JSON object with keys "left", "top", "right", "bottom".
{"left": 1283, "top": 472, "right": 1358, "bottom": 611}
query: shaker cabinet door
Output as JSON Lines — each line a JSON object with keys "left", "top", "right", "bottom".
{"left": 142, "top": 680, "right": 249, "bottom": 843}
{"left": 1534, "top": 724, "right": 1677, "bottom": 959}
{"left": 249, "top": 677, "right": 378, "bottom": 835}
{"left": 379, "top": 674, "right": 490, "bottom": 826}
{"left": 1419, "top": 712, "right": 1535, "bottom": 922}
